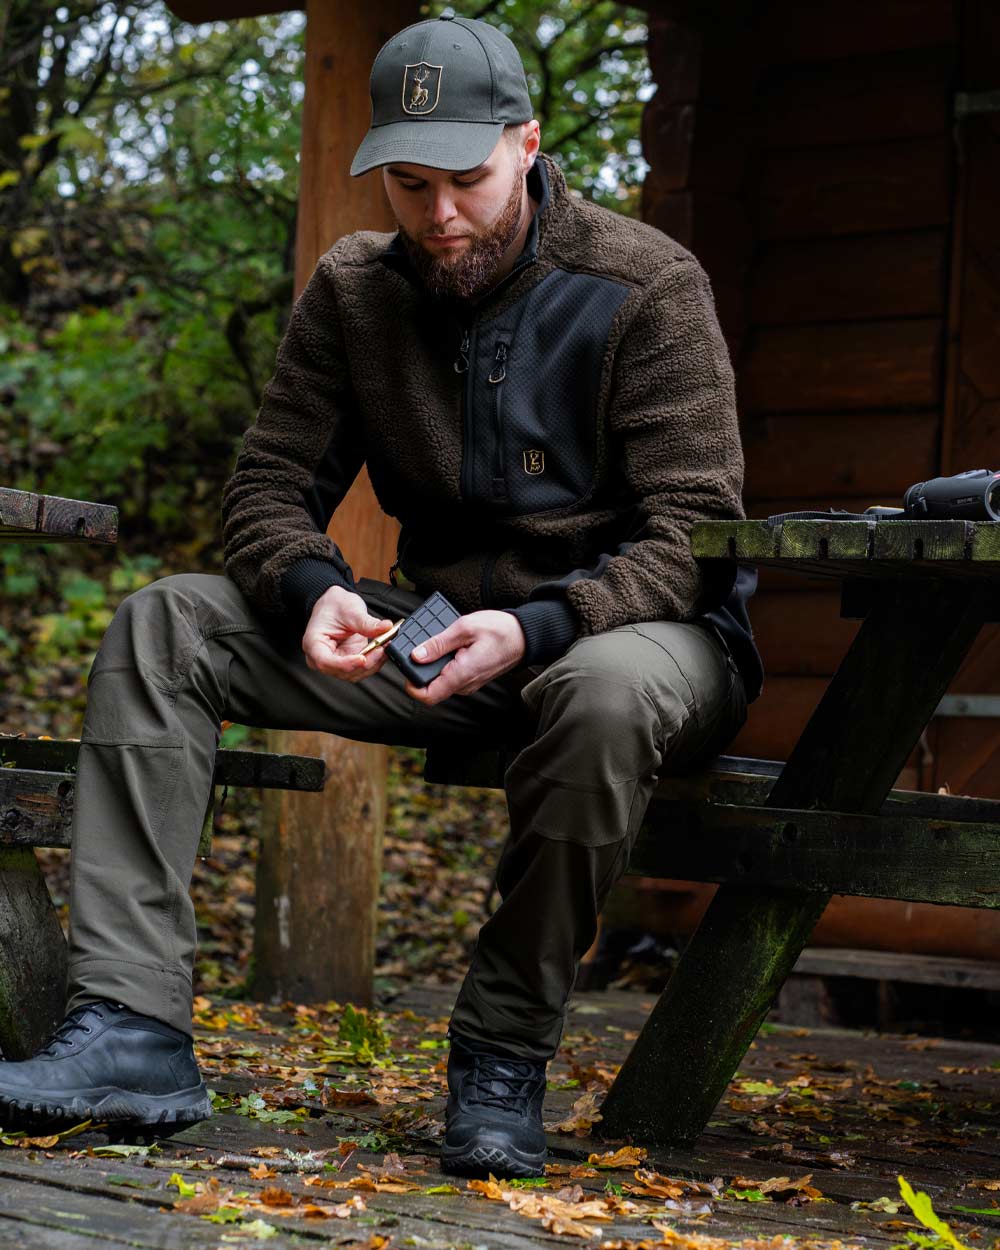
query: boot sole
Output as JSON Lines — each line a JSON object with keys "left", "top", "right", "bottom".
{"left": 0, "top": 1081, "right": 212, "bottom": 1131}
{"left": 440, "top": 1134, "right": 546, "bottom": 1179}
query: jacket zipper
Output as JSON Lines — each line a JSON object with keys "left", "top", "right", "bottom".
{"left": 458, "top": 323, "right": 477, "bottom": 502}
{"left": 481, "top": 551, "right": 498, "bottom": 607}
{"left": 488, "top": 339, "right": 509, "bottom": 499}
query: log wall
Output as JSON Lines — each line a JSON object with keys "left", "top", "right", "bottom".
{"left": 643, "top": 0, "right": 1000, "bottom": 793}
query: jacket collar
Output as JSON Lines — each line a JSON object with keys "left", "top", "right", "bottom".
{"left": 377, "top": 153, "right": 556, "bottom": 308}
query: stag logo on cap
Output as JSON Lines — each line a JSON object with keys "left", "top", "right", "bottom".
{"left": 402, "top": 63, "right": 443, "bottom": 115}
{"left": 523, "top": 450, "right": 545, "bottom": 475}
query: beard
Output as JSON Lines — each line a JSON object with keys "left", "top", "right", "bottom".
{"left": 395, "top": 158, "right": 527, "bottom": 302}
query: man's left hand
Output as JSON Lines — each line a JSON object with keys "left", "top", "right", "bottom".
{"left": 404, "top": 610, "right": 526, "bottom": 705}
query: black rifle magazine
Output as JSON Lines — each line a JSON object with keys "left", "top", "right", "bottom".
{"left": 385, "top": 591, "right": 461, "bottom": 688}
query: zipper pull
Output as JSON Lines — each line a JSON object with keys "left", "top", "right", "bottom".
{"left": 488, "top": 341, "right": 507, "bottom": 384}
{"left": 454, "top": 329, "right": 470, "bottom": 374}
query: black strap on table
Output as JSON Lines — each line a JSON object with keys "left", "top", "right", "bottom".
{"left": 764, "top": 508, "right": 877, "bottom": 528}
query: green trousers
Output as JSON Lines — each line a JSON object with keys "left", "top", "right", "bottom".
{"left": 65, "top": 573, "right": 747, "bottom": 1060}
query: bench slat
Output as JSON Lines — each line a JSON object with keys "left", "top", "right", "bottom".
{"left": 631, "top": 799, "right": 1000, "bottom": 907}
{"left": 0, "top": 738, "right": 327, "bottom": 792}
{"left": 425, "top": 748, "right": 1000, "bottom": 826}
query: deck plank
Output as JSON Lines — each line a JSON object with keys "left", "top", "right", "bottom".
{"left": 3, "top": 986, "right": 1000, "bottom": 1249}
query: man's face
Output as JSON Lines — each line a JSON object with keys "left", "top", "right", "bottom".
{"left": 383, "top": 136, "right": 528, "bottom": 301}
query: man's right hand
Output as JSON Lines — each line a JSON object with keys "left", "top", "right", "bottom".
{"left": 302, "top": 586, "right": 395, "bottom": 682}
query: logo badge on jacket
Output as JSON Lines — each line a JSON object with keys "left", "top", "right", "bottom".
{"left": 523, "top": 449, "right": 545, "bottom": 475}
{"left": 402, "top": 63, "right": 443, "bottom": 115}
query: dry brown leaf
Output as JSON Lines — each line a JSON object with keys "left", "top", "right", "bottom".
{"left": 467, "top": 1176, "right": 506, "bottom": 1200}
{"left": 298, "top": 1195, "right": 367, "bottom": 1219}
{"left": 320, "top": 1088, "right": 378, "bottom": 1108}
{"left": 174, "top": 1188, "right": 227, "bottom": 1215}
{"left": 541, "top": 1213, "right": 600, "bottom": 1238}
{"left": 171, "top": 1176, "right": 228, "bottom": 1216}
{"left": 347, "top": 1175, "right": 421, "bottom": 1194}
{"left": 546, "top": 1091, "right": 604, "bottom": 1136}
{"left": 260, "top": 1186, "right": 296, "bottom": 1207}
{"left": 248, "top": 1162, "right": 277, "bottom": 1179}
{"left": 358, "top": 1152, "right": 412, "bottom": 1182}
{"left": 732, "top": 1175, "right": 789, "bottom": 1192}
{"left": 507, "top": 1191, "right": 613, "bottom": 1226}
{"left": 545, "top": 1162, "right": 599, "bottom": 1178}
{"left": 624, "top": 1168, "right": 687, "bottom": 1200}
{"left": 12, "top": 1134, "right": 61, "bottom": 1149}
{"left": 587, "top": 1145, "right": 647, "bottom": 1169}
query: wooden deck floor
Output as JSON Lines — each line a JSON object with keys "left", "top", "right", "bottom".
{"left": 1, "top": 982, "right": 998, "bottom": 1249}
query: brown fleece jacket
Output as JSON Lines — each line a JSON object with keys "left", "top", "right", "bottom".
{"left": 220, "top": 151, "right": 746, "bottom": 666}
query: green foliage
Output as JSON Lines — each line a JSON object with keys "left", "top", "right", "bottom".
{"left": 208, "top": 1089, "right": 308, "bottom": 1125}
{"left": 424, "top": 0, "right": 651, "bottom": 213}
{"left": 894, "top": 1176, "right": 975, "bottom": 1250}
{"left": 20, "top": 553, "right": 154, "bottom": 667}
{"left": 2, "top": 2, "right": 304, "bottom": 539}
{"left": 338, "top": 1003, "right": 392, "bottom": 1063}
{"left": 219, "top": 722, "right": 252, "bottom": 749}
{"left": 339, "top": 1129, "right": 391, "bottom": 1152}
{"left": 2, "top": 1, "right": 650, "bottom": 547}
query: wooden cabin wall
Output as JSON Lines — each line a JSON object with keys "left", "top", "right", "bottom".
{"left": 643, "top": 0, "right": 1000, "bottom": 794}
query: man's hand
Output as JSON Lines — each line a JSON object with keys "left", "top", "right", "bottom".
{"left": 302, "top": 585, "right": 396, "bottom": 682}
{"left": 405, "top": 610, "right": 526, "bottom": 706}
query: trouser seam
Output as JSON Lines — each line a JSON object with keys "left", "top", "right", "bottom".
{"left": 161, "top": 623, "right": 267, "bottom": 700}
{"left": 505, "top": 759, "right": 648, "bottom": 792}
{"left": 69, "top": 956, "right": 191, "bottom": 981}
{"left": 88, "top": 623, "right": 265, "bottom": 700}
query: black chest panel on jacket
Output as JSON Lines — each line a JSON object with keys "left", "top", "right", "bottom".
{"left": 460, "top": 268, "right": 632, "bottom": 517}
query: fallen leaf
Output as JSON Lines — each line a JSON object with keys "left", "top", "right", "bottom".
{"left": 587, "top": 1145, "right": 647, "bottom": 1169}
{"left": 546, "top": 1091, "right": 604, "bottom": 1136}
{"left": 259, "top": 1187, "right": 295, "bottom": 1207}
{"left": 468, "top": 1176, "right": 506, "bottom": 1201}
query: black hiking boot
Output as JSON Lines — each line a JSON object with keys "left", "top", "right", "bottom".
{"left": 440, "top": 1033, "right": 548, "bottom": 1178}
{"left": 0, "top": 1001, "right": 211, "bottom": 1134}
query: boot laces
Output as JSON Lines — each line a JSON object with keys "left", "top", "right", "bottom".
{"left": 467, "top": 1053, "right": 545, "bottom": 1115}
{"left": 38, "top": 1003, "right": 116, "bottom": 1056}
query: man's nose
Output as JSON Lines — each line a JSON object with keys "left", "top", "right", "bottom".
{"left": 425, "top": 185, "right": 458, "bottom": 228}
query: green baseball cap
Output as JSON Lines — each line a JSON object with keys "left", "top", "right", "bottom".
{"left": 350, "top": 14, "right": 533, "bottom": 177}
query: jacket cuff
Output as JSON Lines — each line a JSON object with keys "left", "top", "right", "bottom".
{"left": 281, "top": 557, "right": 355, "bottom": 628}
{"left": 504, "top": 598, "right": 579, "bottom": 668}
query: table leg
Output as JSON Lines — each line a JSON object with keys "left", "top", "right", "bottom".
{"left": 598, "top": 581, "right": 990, "bottom": 1146}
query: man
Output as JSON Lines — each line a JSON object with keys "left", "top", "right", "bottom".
{"left": 0, "top": 15, "right": 762, "bottom": 1177}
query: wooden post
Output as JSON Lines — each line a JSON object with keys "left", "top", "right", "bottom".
{"left": 252, "top": 0, "right": 417, "bottom": 1006}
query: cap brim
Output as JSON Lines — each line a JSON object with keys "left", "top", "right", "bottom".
{"left": 350, "top": 119, "right": 504, "bottom": 177}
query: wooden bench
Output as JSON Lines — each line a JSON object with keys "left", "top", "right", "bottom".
{"left": 433, "top": 516, "right": 1000, "bottom": 1148}
{"left": 0, "top": 487, "right": 331, "bottom": 1060}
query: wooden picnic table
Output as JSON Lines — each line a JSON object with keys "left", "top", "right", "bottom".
{"left": 0, "top": 486, "right": 332, "bottom": 1060}
{"left": 597, "top": 516, "right": 1000, "bottom": 1146}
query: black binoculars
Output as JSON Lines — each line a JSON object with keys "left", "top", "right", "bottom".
{"left": 865, "top": 469, "right": 1000, "bottom": 523}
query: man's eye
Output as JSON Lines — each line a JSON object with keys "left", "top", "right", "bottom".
{"left": 399, "top": 177, "right": 483, "bottom": 190}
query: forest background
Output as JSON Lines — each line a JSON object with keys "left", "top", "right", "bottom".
{"left": 0, "top": 0, "right": 656, "bottom": 1001}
